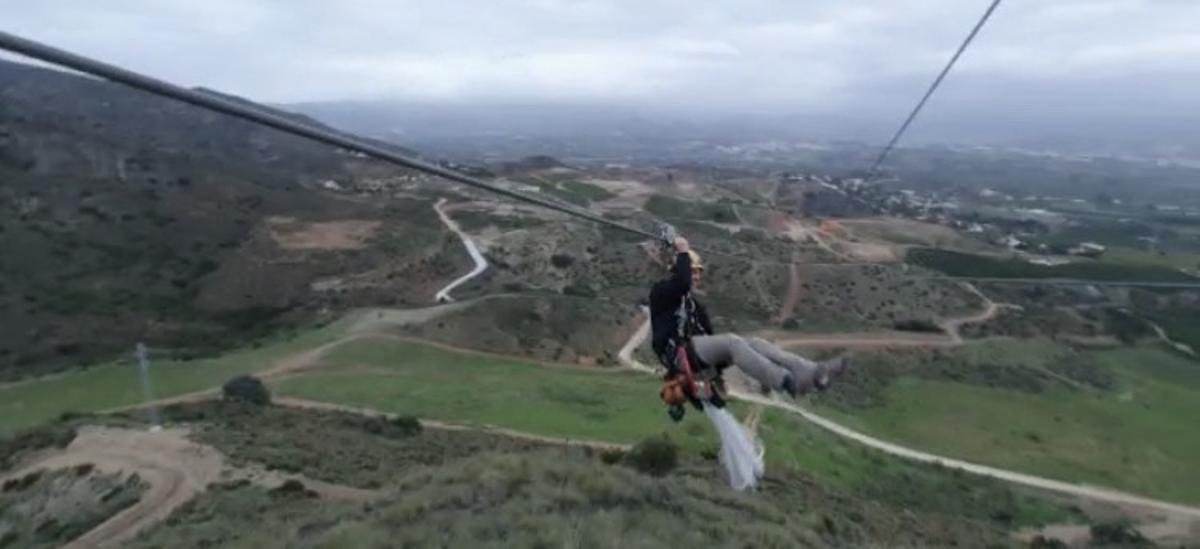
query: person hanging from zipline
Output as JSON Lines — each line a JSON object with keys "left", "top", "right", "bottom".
{"left": 651, "top": 236, "right": 849, "bottom": 419}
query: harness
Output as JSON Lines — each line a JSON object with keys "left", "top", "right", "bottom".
{"left": 659, "top": 294, "right": 726, "bottom": 420}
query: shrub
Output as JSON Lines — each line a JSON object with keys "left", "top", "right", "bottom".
{"left": 269, "top": 479, "right": 317, "bottom": 499}
{"left": 1089, "top": 521, "right": 1149, "bottom": 546}
{"left": 550, "top": 254, "right": 575, "bottom": 269}
{"left": 222, "top": 375, "right": 271, "bottom": 405}
{"left": 1028, "top": 535, "right": 1067, "bottom": 548}
{"left": 892, "top": 319, "right": 944, "bottom": 333}
{"left": 598, "top": 448, "right": 625, "bottom": 465}
{"left": 624, "top": 435, "right": 678, "bottom": 476}
{"left": 1102, "top": 308, "right": 1152, "bottom": 344}
{"left": 362, "top": 415, "right": 423, "bottom": 438}
{"left": 562, "top": 284, "right": 597, "bottom": 298}
{"left": 389, "top": 416, "right": 423, "bottom": 437}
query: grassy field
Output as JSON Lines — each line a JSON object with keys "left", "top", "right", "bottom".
{"left": 561, "top": 179, "right": 617, "bottom": 202}
{"left": 514, "top": 177, "right": 613, "bottom": 208}
{"left": 273, "top": 338, "right": 1078, "bottom": 527}
{"left": 907, "top": 247, "right": 1199, "bottom": 282}
{"left": 274, "top": 337, "right": 717, "bottom": 446}
{"left": 0, "top": 317, "right": 350, "bottom": 435}
{"left": 643, "top": 194, "right": 738, "bottom": 224}
{"left": 1, "top": 333, "right": 1111, "bottom": 545}
{"left": 1102, "top": 246, "right": 1200, "bottom": 271}
{"left": 816, "top": 343, "right": 1200, "bottom": 505}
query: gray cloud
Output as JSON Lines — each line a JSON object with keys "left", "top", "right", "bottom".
{"left": 5, "top": 1, "right": 1199, "bottom": 135}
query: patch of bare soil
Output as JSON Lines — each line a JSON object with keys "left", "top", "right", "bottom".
{"left": 266, "top": 217, "right": 381, "bottom": 250}
{"left": 839, "top": 217, "right": 993, "bottom": 253}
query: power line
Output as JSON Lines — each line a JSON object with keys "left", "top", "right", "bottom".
{"left": 0, "top": 30, "right": 659, "bottom": 241}
{"left": 867, "top": 0, "right": 1003, "bottom": 177}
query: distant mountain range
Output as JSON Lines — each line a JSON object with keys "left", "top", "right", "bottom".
{"left": 290, "top": 100, "right": 1200, "bottom": 166}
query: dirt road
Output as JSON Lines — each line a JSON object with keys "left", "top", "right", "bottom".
{"left": 617, "top": 308, "right": 655, "bottom": 375}
{"left": 773, "top": 258, "right": 800, "bottom": 323}
{"left": 433, "top": 198, "right": 489, "bottom": 303}
{"left": 273, "top": 397, "right": 630, "bottom": 451}
{"left": 773, "top": 282, "right": 1003, "bottom": 349}
{"left": 940, "top": 282, "right": 1001, "bottom": 343}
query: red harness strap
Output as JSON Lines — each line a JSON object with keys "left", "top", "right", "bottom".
{"left": 675, "top": 344, "right": 717, "bottom": 402}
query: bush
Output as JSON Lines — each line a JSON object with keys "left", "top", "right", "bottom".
{"left": 561, "top": 284, "right": 597, "bottom": 298}
{"left": 269, "top": 479, "right": 317, "bottom": 499}
{"left": 1028, "top": 535, "right": 1067, "bottom": 548}
{"left": 550, "top": 254, "right": 575, "bottom": 269}
{"left": 389, "top": 416, "right": 423, "bottom": 436}
{"left": 1101, "top": 308, "right": 1153, "bottom": 344}
{"left": 598, "top": 448, "right": 625, "bottom": 465}
{"left": 624, "top": 435, "right": 678, "bottom": 476}
{"left": 361, "top": 415, "right": 422, "bottom": 438}
{"left": 892, "top": 319, "right": 944, "bottom": 333}
{"left": 1089, "top": 521, "right": 1149, "bottom": 546}
{"left": 222, "top": 375, "right": 271, "bottom": 405}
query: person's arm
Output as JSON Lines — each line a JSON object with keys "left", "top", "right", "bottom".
{"left": 667, "top": 237, "right": 693, "bottom": 294}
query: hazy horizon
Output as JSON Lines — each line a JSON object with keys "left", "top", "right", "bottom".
{"left": 6, "top": 1, "right": 1200, "bottom": 154}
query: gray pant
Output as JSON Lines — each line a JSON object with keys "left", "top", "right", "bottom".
{"left": 690, "top": 334, "right": 822, "bottom": 393}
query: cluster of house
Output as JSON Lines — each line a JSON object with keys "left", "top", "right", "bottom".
{"left": 786, "top": 173, "right": 1116, "bottom": 260}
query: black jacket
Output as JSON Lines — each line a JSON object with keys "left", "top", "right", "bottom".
{"left": 649, "top": 252, "right": 713, "bottom": 367}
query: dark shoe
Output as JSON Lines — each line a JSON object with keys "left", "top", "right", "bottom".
{"left": 781, "top": 374, "right": 799, "bottom": 398}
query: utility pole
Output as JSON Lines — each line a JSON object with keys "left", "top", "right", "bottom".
{"left": 135, "top": 343, "right": 162, "bottom": 431}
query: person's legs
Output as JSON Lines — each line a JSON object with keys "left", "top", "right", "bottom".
{"left": 746, "top": 337, "right": 849, "bottom": 393}
{"left": 691, "top": 334, "right": 791, "bottom": 391}
{"left": 745, "top": 337, "right": 821, "bottom": 393}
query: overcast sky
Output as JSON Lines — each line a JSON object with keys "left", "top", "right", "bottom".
{"left": 5, "top": 1, "right": 1199, "bottom": 125}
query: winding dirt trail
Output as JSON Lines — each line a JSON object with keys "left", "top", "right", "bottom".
{"left": 1147, "top": 319, "right": 1198, "bottom": 357}
{"left": 273, "top": 397, "right": 630, "bottom": 451}
{"left": 617, "top": 307, "right": 656, "bottom": 375}
{"left": 433, "top": 198, "right": 489, "bottom": 303}
{"left": 773, "top": 258, "right": 800, "bottom": 323}
{"left": 940, "top": 282, "right": 1000, "bottom": 343}
{"left": 772, "top": 281, "right": 1003, "bottom": 349}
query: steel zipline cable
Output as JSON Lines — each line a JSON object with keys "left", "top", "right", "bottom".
{"left": 0, "top": 30, "right": 660, "bottom": 241}
{"left": 867, "top": 0, "right": 1003, "bottom": 177}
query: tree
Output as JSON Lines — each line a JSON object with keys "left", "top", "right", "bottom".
{"left": 222, "top": 375, "right": 270, "bottom": 405}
